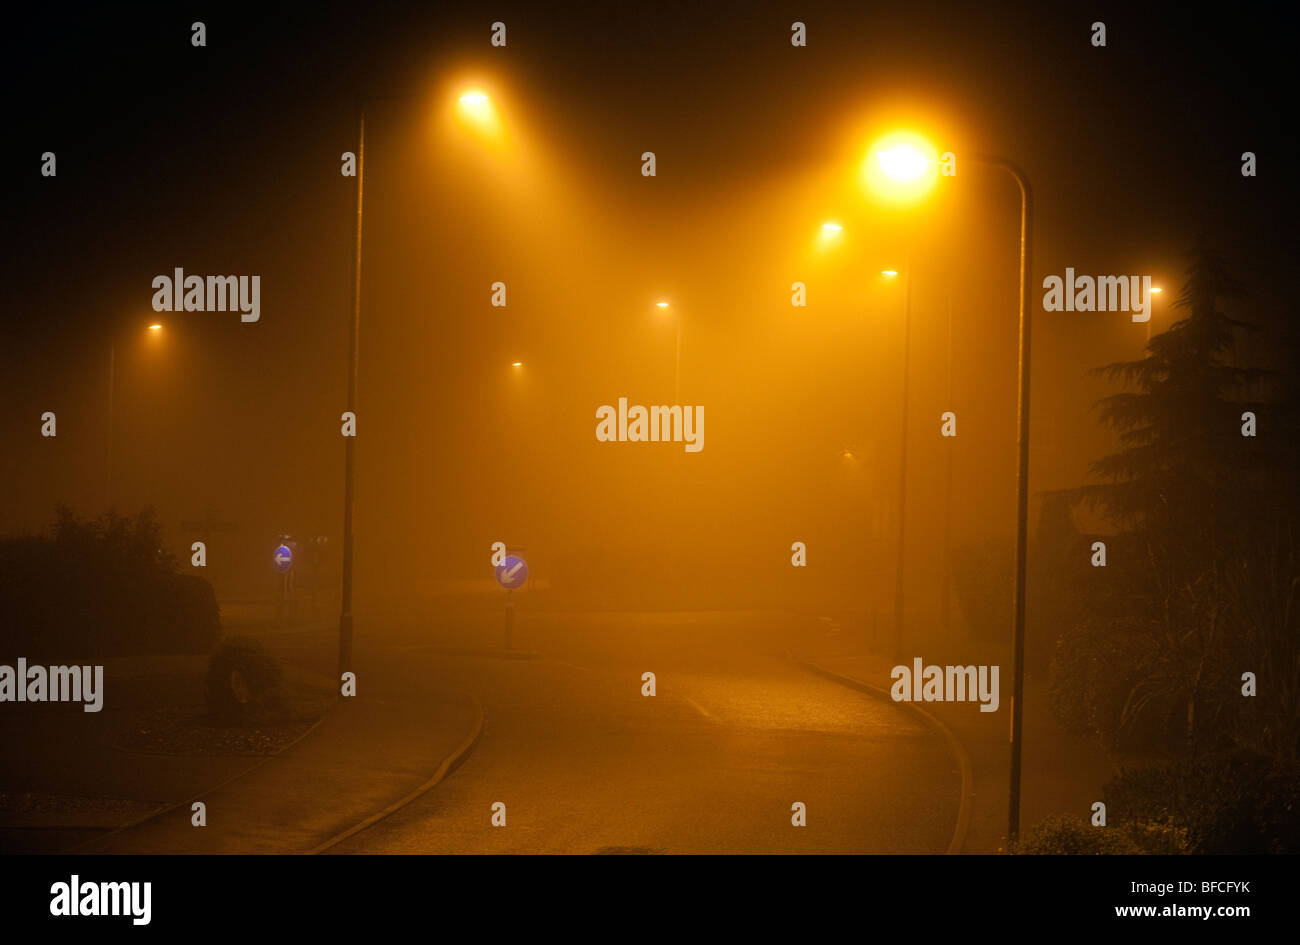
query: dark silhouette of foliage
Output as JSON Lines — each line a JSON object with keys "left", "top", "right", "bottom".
{"left": 1052, "top": 245, "right": 1299, "bottom": 758}
{"left": 0, "top": 507, "right": 219, "bottom": 658}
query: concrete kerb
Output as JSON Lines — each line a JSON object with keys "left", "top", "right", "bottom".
{"left": 798, "top": 659, "right": 974, "bottom": 855}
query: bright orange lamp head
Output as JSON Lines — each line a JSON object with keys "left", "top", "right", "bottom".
{"left": 863, "top": 130, "right": 940, "bottom": 204}
{"left": 455, "top": 89, "right": 501, "bottom": 137}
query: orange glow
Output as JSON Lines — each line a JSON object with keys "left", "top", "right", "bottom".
{"left": 881, "top": 270, "right": 899, "bottom": 278}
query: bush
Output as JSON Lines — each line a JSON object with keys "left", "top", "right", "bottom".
{"left": 1103, "top": 750, "right": 1300, "bottom": 854}
{"left": 205, "top": 636, "right": 284, "bottom": 723}
{"left": 1017, "top": 814, "right": 1141, "bottom": 854}
{"left": 0, "top": 507, "right": 219, "bottom": 658}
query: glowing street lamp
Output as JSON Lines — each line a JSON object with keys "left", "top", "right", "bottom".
{"left": 966, "top": 151, "right": 1035, "bottom": 850}
{"left": 337, "top": 85, "right": 508, "bottom": 684}
{"left": 864, "top": 131, "right": 940, "bottom": 204}
{"left": 857, "top": 125, "right": 1037, "bottom": 847}
{"left": 817, "top": 222, "right": 844, "bottom": 250}
{"left": 1145, "top": 286, "right": 1164, "bottom": 341}
{"left": 456, "top": 90, "right": 500, "bottom": 135}
{"left": 107, "top": 319, "right": 167, "bottom": 503}
{"left": 655, "top": 301, "right": 681, "bottom": 401}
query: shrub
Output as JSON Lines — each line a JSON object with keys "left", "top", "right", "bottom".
{"left": 1103, "top": 750, "right": 1300, "bottom": 854}
{"left": 1017, "top": 814, "right": 1141, "bottom": 854}
{"left": 205, "top": 636, "right": 284, "bottom": 723}
{"left": 0, "top": 507, "right": 219, "bottom": 658}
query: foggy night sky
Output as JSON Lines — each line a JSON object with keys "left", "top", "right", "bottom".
{"left": 2, "top": 1, "right": 1295, "bottom": 611}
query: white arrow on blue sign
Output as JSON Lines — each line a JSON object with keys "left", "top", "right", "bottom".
{"left": 273, "top": 544, "right": 293, "bottom": 574}
{"left": 495, "top": 555, "right": 528, "bottom": 590}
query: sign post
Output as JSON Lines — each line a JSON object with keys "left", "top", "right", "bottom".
{"left": 494, "top": 553, "right": 529, "bottom": 650}
{"left": 273, "top": 541, "right": 295, "bottom": 624}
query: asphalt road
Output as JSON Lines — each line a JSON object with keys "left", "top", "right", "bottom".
{"left": 328, "top": 610, "right": 961, "bottom": 853}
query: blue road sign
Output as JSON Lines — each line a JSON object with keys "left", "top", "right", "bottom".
{"left": 495, "top": 554, "right": 528, "bottom": 590}
{"left": 273, "top": 544, "right": 293, "bottom": 574}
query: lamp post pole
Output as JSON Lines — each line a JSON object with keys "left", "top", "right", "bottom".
{"left": 973, "top": 153, "right": 1034, "bottom": 850}
{"left": 339, "top": 106, "right": 364, "bottom": 686}
{"left": 107, "top": 340, "right": 116, "bottom": 504}
{"left": 674, "top": 315, "right": 681, "bottom": 403}
{"left": 891, "top": 256, "right": 912, "bottom": 661}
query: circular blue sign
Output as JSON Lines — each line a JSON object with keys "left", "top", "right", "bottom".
{"left": 273, "top": 544, "right": 293, "bottom": 574}
{"left": 495, "top": 555, "right": 528, "bottom": 590}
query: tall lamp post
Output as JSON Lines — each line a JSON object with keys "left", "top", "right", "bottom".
{"left": 883, "top": 265, "right": 911, "bottom": 661}
{"left": 655, "top": 300, "right": 680, "bottom": 401}
{"left": 338, "top": 104, "right": 365, "bottom": 686}
{"left": 818, "top": 221, "right": 915, "bottom": 656}
{"left": 106, "top": 321, "right": 164, "bottom": 505}
{"left": 970, "top": 153, "right": 1034, "bottom": 849}
{"left": 870, "top": 141, "right": 1034, "bottom": 848}
{"left": 338, "top": 89, "right": 499, "bottom": 684}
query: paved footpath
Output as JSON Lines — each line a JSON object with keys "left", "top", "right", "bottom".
{"left": 797, "top": 646, "right": 1122, "bottom": 853}
{"left": 78, "top": 683, "right": 481, "bottom": 854}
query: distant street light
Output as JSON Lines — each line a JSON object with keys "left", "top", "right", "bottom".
{"left": 1146, "top": 286, "right": 1163, "bottom": 342}
{"left": 455, "top": 90, "right": 501, "bottom": 137}
{"left": 655, "top": 300, "right": 681, "bottom": 402}
{"left": 819, "top": 222, "right": 913, "bottom": 660}
{"left": 107, "top": 319, "right": 164, "bottom": 504}
{"left": 882, "top": 258, "right": 913, "bottom": 664}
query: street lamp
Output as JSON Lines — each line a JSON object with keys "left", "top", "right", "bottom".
{"left": 868, "top": 132, "right": 1035, "bottom": 848}
{"left": 107, "top": 320, "right": 164, "bottom": 504}
{"left": 337, "top": 87, "right": 499, "bottom": 684}
{"left": 882, "top": 260, "right": 912, "bottom": 664}
{"left": 1145, "top": 286, "right": 1163, "bottom": 342}
{"left": 655, "top": 300, "right": 680, "bottom": 402}
{"left": 865, "top": 132, "right": 940, "bottom": 205}
{"left": 967, "top": 152, "right": 1034, "bottom": 851}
